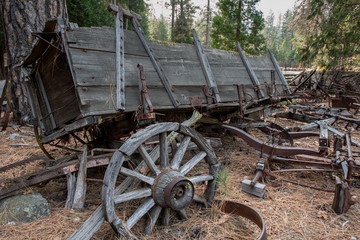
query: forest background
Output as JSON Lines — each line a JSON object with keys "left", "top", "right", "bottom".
{"left": 63, "top": 0, "right": 360, "bottom": 70}
{"left": 1, "top": 0, "right": 359, "bottom": 74}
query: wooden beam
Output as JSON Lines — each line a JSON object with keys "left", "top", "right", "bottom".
{"left": 72, "top": 145, "right": 88, "bottom": 209}
{"left": 108, "top": 4, "right": 142, "bottom": 20}
{"left": 268, "top": 48, "right": 291, "bottom": 95}
{"left": 115, "top": 7, "right": 125, "bottom": 110}
{"left": 193, "top": 29, "right": 221, "bottom": 103}
{"left": 35, "top": 72, "right": 57, "bottom": 130}
{"left": 237, "top": 42, "right": 264, "bottom": 99}
{"left": 130, "top": 12, "right": 180, "bottom": 108}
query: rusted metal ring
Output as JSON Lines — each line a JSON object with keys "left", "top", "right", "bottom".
{"left": 214, "top": 200, "right": 267, "bottom": 240}
{"left": 164, "top": 176, "right": 194, "bottom": 210}
{"left": 152, "top": 169, "right": 175, "bottom": 206}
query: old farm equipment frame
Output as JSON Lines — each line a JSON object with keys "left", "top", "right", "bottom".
{"left": 14, "top": 5, "right": 296, "bottom": 239}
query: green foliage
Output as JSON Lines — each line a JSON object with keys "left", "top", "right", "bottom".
{"left": 194, "top": 4, "right": 212, "bottom": 45}
{"left": 116, "top": 0, "right": 150, "bottom": 36}
{"left": 215, "top": 168, "right": 229, "bottom": 201}
{"left": 295, "top": 0, "right": 360, "bottom": 69}
{"left": 152, "top": 15, "right": 169, "bottom": 41}
{"left": 67, "top": 0, "right": 149, "bottom": 36}
{"left": 264, "top": 10, "right": 300, "bottom": 67}
{"left": 67, "top": 0, "right": 114, "bottom": 27}
{"left": 172, "top": 0, "right": 197, "bottom": 43}
{"left": 211, "top": 0, "right": 266, "bottom": 55}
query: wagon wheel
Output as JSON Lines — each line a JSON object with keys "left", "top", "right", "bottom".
{"left": 34, "top": 125, "right": 99, "bottom": 159}
{"left": 102, "top": 122, "right": 220, "bottom": 238}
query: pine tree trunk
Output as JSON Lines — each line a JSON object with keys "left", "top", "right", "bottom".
{"left": 171, "top": 0, "right": 175, "bottom": 40}
{"left": 0, "top": 0, "right": 67, "bottom": 123}
{"left": 236, "top": 0, "right": 242, "bottom": 39}
{"left": 205, "top": 0, "right": 210, "bottom": 46}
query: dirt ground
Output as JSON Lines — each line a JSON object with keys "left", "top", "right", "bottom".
{"left": 0, "top": 115, "right": 359, "bottom": 240}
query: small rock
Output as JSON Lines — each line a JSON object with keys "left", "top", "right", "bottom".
{"left": 72, "top": 217, "right": 81, "bottom": 223}
{"left": 0, "top": 192, "right": 50, "bottom": 224}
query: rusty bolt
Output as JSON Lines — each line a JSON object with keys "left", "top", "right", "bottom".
{"left": 82, "top": 87, "right": 88, "bottom": 92}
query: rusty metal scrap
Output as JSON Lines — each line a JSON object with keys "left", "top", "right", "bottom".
{"left": 214, "top": 200, "right": 267, "bottom": 240}
{"left": 222, "top": 124, "right": 319, "bottom": 157}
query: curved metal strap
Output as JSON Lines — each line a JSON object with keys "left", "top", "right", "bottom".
{"left": 214, "top": 200, "right": 267, "bottom": 240}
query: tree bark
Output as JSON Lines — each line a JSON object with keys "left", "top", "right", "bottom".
{"left": 170, "top": 0, "right": 176, "bottom": 40}
{"left": 205, "top": 0, "right": 210, "bottom": 46}
{"left": 236, "top": 0, "right": 242, "bottom": 39}
{"left": 0, "top": 0, "right": 67, "bottom": 122}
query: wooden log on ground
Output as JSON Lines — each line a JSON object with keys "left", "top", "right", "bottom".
{"left": 65, "top": 172, "right": 76, "bottom": 208}
{"left": 72, "top": 145, "right": 88, "bottom": 209}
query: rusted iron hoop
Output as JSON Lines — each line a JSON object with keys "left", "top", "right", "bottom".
{"left": 34, "top": 126, "right": 54, "bottom": 159}
{"left": 214, "top": 200, "right": 267, "bottom": 240}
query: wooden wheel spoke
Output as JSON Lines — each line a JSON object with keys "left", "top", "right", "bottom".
{"left": 160, "top": 132, "right": 169, "bottom": 169}
{"left": 179, "top": 151, "right": 207, "bottom": 175}
{"left": 114, "top": 188, "right": 152, "bottom": 204}
{"left": 178, "top": 209, "right": 188, "bottom": 220}
{"left": 138, "top": 144, "right": 161, "bottom": 175}
{"left": 120, "top": 167, "right": 155, "bottom": 185}
{"left": 189, "top": 175, "right": 214, "bottom": 184}
{"left": 161, "top": 207, "right": 170, "bottom": 226}
{"left": 170, "top": 136, "right": 191, "bottom": 170}
{"left": 126, "top": 198, "right": 155, "bottom": 230}
{"left": 193, "top": 194, "right": 207, "bottom": 205}
{"left": 144, "top": 205, "right": 162, "bottom": 235}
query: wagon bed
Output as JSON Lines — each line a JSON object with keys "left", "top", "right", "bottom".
{"left": 23, "top": 9, "right": 289, "bottom": 145}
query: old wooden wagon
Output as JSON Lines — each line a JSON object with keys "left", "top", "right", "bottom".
{"left": 21, "top": 5, "right": 288, "bottom": 239}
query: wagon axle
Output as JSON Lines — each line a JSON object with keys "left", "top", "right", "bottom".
{"left": 153, "top": 172, "right": 194, "bottom": 211}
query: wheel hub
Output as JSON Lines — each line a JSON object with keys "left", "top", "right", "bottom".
{"left": 152, "top": 171, "right": 194, "bottom": 210}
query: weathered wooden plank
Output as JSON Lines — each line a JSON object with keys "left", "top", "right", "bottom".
{"left": 120, "top": 167, "right": 155, "bottom": 185}
{"left": 108, "top": 4, "right": 142, "bottom": 20}
{"left": 189, "top": 175, "right": 214, "bottom": 184}
{"left": 72, "top": 59, "right": 208, "bottom": 87}
{"left": 159, "top": 132, "right": 169, "bottom": 169}
{"left": 193, "top": 29, "right": 221, "bottom": 103}
{"left": 115, "top": 8, "right": 125, "bottom": 110}
{"left": 72, "top": 145, "right": 88, "bottom": 209}
{"left": 65, "top": 172, "right": 76, "bottom": 208}
{"left": 131, "top": 14, "right": 180, "bottom": 107}
{"left": 40, "top": 116, "right": 100, "bottom": 144}
{"left": 161, "top": 207, "right": 170, "bottom": 226}
{"left": 138, "top": 145, "right": 161, "bottom": 175}
{"left": 236, "top": 42, "right": 264, "bottom": 98}
{"left": 144, "top": 205, "right": 162, "bottom": 235}
{"left": 114, "top": 188, "right": 152, "bottom": 204}
{"left": 68, "top": 28, "right": 147, "bottom": 56}
{"left": 180, "top": 151, "right": 207, "bottom": 174}
{"left": 35, "top": 72, "right": 57, "bottom": 130}
{"left": 268, "top": 49, "right": 291, "bottom": 94}
{"left": 126, "top": 198, "right": 155, "bottom": 229}
{"left": 120, "top": 122, "right": 179, "bottom": 156}
{"left": 170, "top": 136, "right": 191, "bottom": 170}
{"left": 38, "top": 46, "right": 80, "bottom": 128}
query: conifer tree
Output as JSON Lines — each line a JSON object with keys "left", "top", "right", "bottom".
{"left": 211, "top": 0, "right": 265, "bottom": 55}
